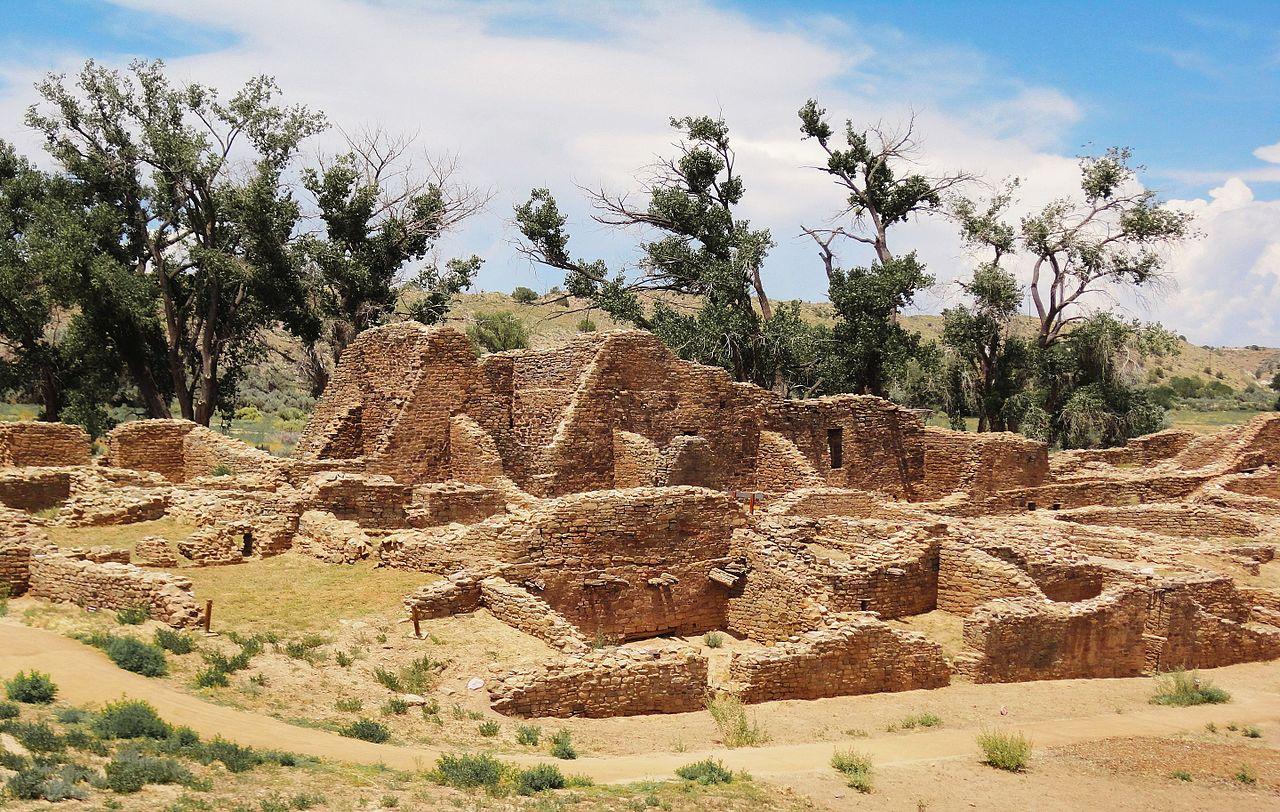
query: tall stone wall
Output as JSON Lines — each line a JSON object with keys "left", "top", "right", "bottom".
{"left": 937, "top": 542, "right": 1046, "bottom": 614}
{"left": 729, "top": 616, "right": 949, "bottom": 703}
{"left": 489, "top": 646, "right": 707, "bottom": 718}
{"left": 0, "top": 422, "right": 90, "bottom": 468}
{"left": 104, "top": 420, "right": 198, "bottom": 482}
{"left": 916, "top": 427, "right": 1048, "bottom": 500}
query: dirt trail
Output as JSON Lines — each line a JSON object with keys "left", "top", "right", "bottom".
{"left": 3, "top": 622, "right": 1277, "bottom": 784}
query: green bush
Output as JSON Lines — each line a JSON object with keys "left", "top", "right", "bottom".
{"left": 831, "top": 750, "right": 873, "bottom": 792}
{"left": 1236, "top": 764, "right": 1257, "bottom": 784}
{"left": 477, "top": 720, "right": 500, "bottom": 737}
{"left": 675, "top": 758, "right": 733, "bottom": 785}
{"left": 576, "top": 317, "right": 597, "bottom": 333}
{"left": 1150, "top": 671, "right": 1230, "bottom": 707}
{"left": 4, "top": 720, "right": 63, "bottom": 752}
{"left": 341, "top": 718, "right": 391, "bottom": 743}
{"left": 194, "top": 667, "right": 230, "bottom": 688}
{"left": 0, "top": 700, "right": 19, "bottom": 719}
{"left": 706, "top": 694, "right": 768, "bottom": 748}
{"left": 154, "top": 627, "right": 196, "bottom": 654}
{"left": 382, "top": 697, "right": 409, "bottom": 716}
{"left": 104, "top": 749, "right": 193, "bottom": 793}
{"left": 6, "top": 766, "right": 48, "bottom": 800}
{"left": 890, "top": 712, "right": 942, "bottom": 731}
{"left": 516, "top": 763, "right": 566, "bottom": 794}
{"left": 116, "top": 605, "right": 150, "bottom": 625}
{"left": 93, "top": 699, "right": 171, "bottom": 740}
{"left": 431, "top": 752, "right": 507, "bottom": 790}
{"left": 468, "top": 310, "right": 530, "bottom": 353}
{"left": 203, "top": 737, "right": 264, "bottom": 773}
{"left": 511, "top": 286, "right": 539, "bottom": 304}
{"left": 550, "top": 728, "right": 577, "bottom": 760}
{"left": 85, "top": 634, "right": 168, "bottom": 677}
{"left": 515, "top": 724, "right": 541, "bottom": 746}
{"left": 54, "top": 706, "right": 91, "bottom": 724}
{"left": 703, "top": 631, "right": 725, "bottom": 649}
{"left": 335, "top": 697, "right": 363, "bottom": 713}
{"left": 5, "top": 670, "right": 57, "bottom": 704}
{"left": 0, "top": 583, "right": 9, "bottom": 616}
{"left": 977, "top": 730, "right": 1031, "bottom": 772}
{"left": 1171, "top": 769, "right": 1192, "bottom": 781}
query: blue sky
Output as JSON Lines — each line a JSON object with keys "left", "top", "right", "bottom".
{"left": 1, "top": 1, "right": 1278, "bottom": 343}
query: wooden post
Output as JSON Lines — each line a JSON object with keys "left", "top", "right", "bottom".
{"left": 748, "top": 493, "right": 757, "bottom": 514}
{"left": 203, "top": 600, "right": 213, "bottom": 634}
{"left": 411, "top": 605, "right": 421, "bottom": 639}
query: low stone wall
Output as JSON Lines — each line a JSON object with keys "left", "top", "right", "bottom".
{"left": 489, "top": 645, "right": 707, "bottom": 718}
{"left": 182, "top": 427, "right": 284, "bottom": 481}
{"left": 917, "top": 428, "right": 1048, "bottom": 500}
{"left": 27, "top": 551, "right": 202, "bottom": 627}
{"left": 407, "top": 481, "right": 506, "bottom": 527}
{"left": 178, "top": 527, "right": 245, "bottom": 566}
{"left": 297, "top": 472, "right": 412, "bottom": 528}
{"left": 132, "top": 536, "right": 178, "bottom": 567}
{"left": 403, "top": 572, "right": 483, "bottom": 619}
{"left": 729, "top": 616, "right": 949, "bottom": 703}
{"left": 1053, "top": 504, "right": 1262, "bottom": 539}
{"left": 956, "top": 588, "right": 1149, "bottom": 683}
{"left": 479, "top": 577, "right": 589, "bottom": 652}
{"left": 56, "top": 487, "right": 168, "bottom": 527}
{"left": 0, "top": 422, "right": 90, "bottom": 468}
{"left": 295, "top": 510, "right": 370, "bottom": 564}
{"left": 0, "top": 538, "right": 41, "bottom": 595}
{"left": 937, "top": 542, "right": 1045, "bottom": 614}
{"left": 0, "top": 468, "right": 72, "bottom": 512}
{"left": 764, "top": 487, "right": 917, "bottom": 521}
{"left": 104, "top": 420, "right": 198, "bottom": 482}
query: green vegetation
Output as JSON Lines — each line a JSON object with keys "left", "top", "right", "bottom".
{"left": 549, "top": 728, "right": 578, "bottom": 759}
{"left": 468, "top": 310, "right": 531, "bottom": 353}
{"left": 5, "top": 670, "right": 57, "bottom": 704}
{"left": 477, "top": 720, "right": 500, "bottom": 737}
{"left": 1150, "top": 670, "right": 1231, "bottom": 707}
{"left": 153, "top": 627, "right": 196, "bottom": 654}
{"left": 1171, "top": 769, "right": 1192, "bottom": 782}
{"left": 1235, "top": 765, "right": 1257, "bottom": 785}
{"left": 511, "top": 286, "right": 539, "bottom": 304}
{"left": 428, "top": 753, "right": 576, "bottom": 797}
{"left": 92, "top": 634, "right": 168, "bottom": 677}
{"left": 976, "top": 730, "right": 1031, "bottom": 772}
{"left": 888, "top": 711, "right": 942, "bottom": 731}
{"left": 0, "top": 700, "right": 19, "bottom": 719}
{"left": 93, "top": 700, "right": 171, "bottom": 740}
{"left": 115, "top": 605, "right": 149, "bottom": 625}
{"left": 706, "top": 694, "right": 768, "bottom": 748}
{"left": 703, "top": 631, "right": 725, "bottom": 648}
{"left": 340, "top": 718, "right": 391, "bottom": 743}
{"left": 676, "top": 758, "right": 734, "bottom": 785}
{"left": 515, "top": 724, "right": 541, "bottom": 746}
{"left": 830, "top": 749, "right": 874, "bottom": 793}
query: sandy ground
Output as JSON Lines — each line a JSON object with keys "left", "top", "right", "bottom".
{"left": 4, "top": 619, "right": 1279, "bottom": 811}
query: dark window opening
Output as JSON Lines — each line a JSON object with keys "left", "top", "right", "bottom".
{"left": 827, "top": 428, "right": 843, "bottom": 469}
{"left": 241, "top": 533, "right": 254, "bottom": 558}
{"left": 859, "top": 599, "right": 870, "bottom": 611}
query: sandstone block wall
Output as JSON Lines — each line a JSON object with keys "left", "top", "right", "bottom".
{"left": 956, "top": 589, "right": 1149, "bottom": 682}
{"left": 489, "top": 645, "right": 708, "bottom": 718}
{"left": 0, "top": 422, "right": 90, "bottom": 468}
{"left": 27, "top": 551, "right": 202, "bottom": 627}
{"left": 916, "top": 427, "right": 1048, "bottom": 500}
{"left": 181, "top": 426, "right": 284, "bottom": 481}
{"left": 0, "top": 469, "right": 72, "bottom": 512}
{"left": 729, "top": 616, "right": 949, "bottom": 703}
{"left": 297, "top": 472, "right": 412, "bottom": 528}
{"left": 937, "top": 542, "right": 1046, "bottom": 614}
{"left": 0, "top": 539, "right": 38, "bottom": 595}
{"left": 403, "top": 572, "right": 483, "bottom": 619}
{"left": 104, "top": 420, "right": 198, "bottom": 482}
{"left": 295, "top": 510, "right": 370, "bottom": 563}
{"left": 1054, "top": 504, "right": 1262, "bottom": 539}
{"left": 407, "top": 481, "right": 506, "bottom": 527}
{"left": 479, "top": 576, "right": 589, "bottom": 652}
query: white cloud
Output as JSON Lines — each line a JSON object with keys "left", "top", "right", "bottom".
{"left": 0, "top": 0, "right": 1275, "bottom": 346}
{"left": 1254, "top": 140, "right": 1280, "bottom": 163}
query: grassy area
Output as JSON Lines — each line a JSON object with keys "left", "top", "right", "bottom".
{"left": 1167, "top": 408, "right": 1265, "bottom": 433}
{"left": 181, "top": 553, "right": 433, "bottom": 634}
{"left": 42, "top": 519, "right": 197, "bottom": 551}
{"left": 0, "top": 402, "right": 39, "bottom": 422}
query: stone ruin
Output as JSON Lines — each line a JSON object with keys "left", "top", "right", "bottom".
{"left": 1, "top": 321, "right": 1279, "bottom": 717}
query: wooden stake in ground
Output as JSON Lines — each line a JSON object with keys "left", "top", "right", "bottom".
{"left": 203, "top": 600, "right": 213, "bottom": 634}
{"left": 411, "top": 605, "right": 421, "bottom": 638}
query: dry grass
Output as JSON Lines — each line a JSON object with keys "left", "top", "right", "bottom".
{"left": 42, "top": 518, "right": 197, "bottom": 551}
{"left": 182, "top": 553, "right": 433, "bottom": 634}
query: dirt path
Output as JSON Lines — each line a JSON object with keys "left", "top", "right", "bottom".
{"left": 3, "top": 622, "right": 1277, "bottom": 784}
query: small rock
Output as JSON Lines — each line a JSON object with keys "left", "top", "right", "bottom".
{"left": 400, "top": 694, "right": 427, "bottom": 706}
{"left": 467, "top": 676, "right": 485, "bottom": 690}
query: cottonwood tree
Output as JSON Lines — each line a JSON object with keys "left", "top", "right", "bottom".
{"left": 296, "top": 129, "right": 487, "bottom": 395}
{"left": 798, "top": 99, "right": 971, "bottom": 395}
{"left": 27, "top": 59, "right": 326, "bottom": 425}
{"left": 515, "top": 115, "right": 805, "bottom": 389}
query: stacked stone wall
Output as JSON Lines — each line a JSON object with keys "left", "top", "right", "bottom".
{"left": 729, "top": 616, "right": 949, "bottom": 703}
{"left": 181, "top": 427, "right": 284, "bottom": 481}
{"left": 489, "top": 646, "right": 707, "bottom": 718}
{"left": 0, "top": 422, "right": 90, "bottom": 468}
{"left": 297, "top": 472, "right": 412, "bottom": 528}
{"left": 937, "top": 542, "right": 1046, "bottom": 614}
{"left": 916, "top": 427, "right": 1048, "bottom": 500}
{"left": 1054, "top": 504, "right": 1262, "bottom": 539}
{"left": 295, "top": 510, "right": 370, "bottom": 563}
{"left": 479, "top": 577, "right": 590, "bottom": 652}
{"left": 27, "top": 551, "right": 202, "bottom": 627}
{"left": 407, "top": 481, "right": 506, "bottom": 527}
{"left": 0, "top": 469, "right": 72, "bottom": 512}
{"left": 104, "top": 420, "right": 198, "bottom": 481}
{"left": 403, "top": 572, "right": 483, "bottom": 619}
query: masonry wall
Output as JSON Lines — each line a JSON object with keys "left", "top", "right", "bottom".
{"left": 956, "top": 589, "right": 1150, "bottom": 682}
{"left": 724, "top": 529, "right": 829, "bottom": 643}
{"left": 104, "top": 420, "right": 198, "bottom": 482}
{"left": 0, "top": 538, "right": 38, "bottom": 595}
{"left": 181, "top": 426, "right": 284, "bottom": 481}
{"left": 916, "top": 427, "right": 1048, "bottom": 500}
{"left": 297, "top": 472, "right": 412, "bottom": 528}
{"left": 489, "top": 646, "right": 708, "bottom": 718}
{"left": 479, "top": 577, "right": 589, "bottom": 652}
{"left": 730, "top": 617, "right": 950, "bottom": 703}
{"left": 937, "top": 542, "right": 1046, "bottom": 614}
{"left": 27, "top": 551, "right": 203, "bottom": 627}
{"left": 0, "top": 422, "right": 90, "bottom": 468}
{"left": 407, "top": 482, "right": 506, "bottom": 527}
{"left": 1053, "top": 504, "right": 1262, "bottom": 539}
{"left": 295, "top": 510, "right": 370, "bottom": 564}
{"left": 0, "top": 469, "right": 72, "bottom": 512}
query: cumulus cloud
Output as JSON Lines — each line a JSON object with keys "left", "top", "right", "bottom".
{"left": 0, "top": 0, "right": 1274, "bottom": 345}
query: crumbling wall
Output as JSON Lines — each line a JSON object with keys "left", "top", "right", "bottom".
{"left": 765, "top": 488, "right": 917, "bottom": 521}
{"left": 403, "top": 572, "right": 483, "bottom": 619}
{"left": 725, "top": 529, "right": 829, "bottom": 642}
{"left": 0, "top": 422, "right": 90, "bottom": 468}
{"left": 104, "top": 420, "right": 198, "bottom": 482}
{"left": 916, "top": 428, "right": 1048, "bottom": 500}
{"left": 0, "top": 537, "right": 42, "bottom": 595}
{"left": 295, "top": 510, "right": 370, "bottom": 563}
{"left": 296, "top": 472, "right": 412, "bottom": 528}
{"left": 956, "top": 589, "right": 1149, "bottom": 682}
{"left": 181, "top": 426, "right": 284, "bottom": 481}
{"left": 0, "top": 469, "right": 72, "bottom": 512}
{"left": 729, "top": 616, "right": 949, "bottom": 703}
{"left": 479, "top": 576, "right": 590, "bottom": 652}
{"left": 27, "top": 550, "right": 202, "bottom": 627}
{"left": 1054, "top": 504, "right": 1262, "bottom": 539}
{"left": 937, "top": 542, "right": 1046, "bottom": 614}
{"left": 407, "top": 481, "right": 506, "bottom": 527}
{"left": 489, "top": 645, "right": 707, "bottom": 718}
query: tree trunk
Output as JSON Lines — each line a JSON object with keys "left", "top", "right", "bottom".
{"left": 36, "top": 362, "right": 63, "bottom": 422}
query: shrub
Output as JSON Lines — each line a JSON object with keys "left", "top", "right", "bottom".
{"left": 154, "top": 627, "right": 196, "bottom": 654}
{"left": 0, "top": 582, "right": 9, "bottom": 616}
{"left": 1243, "top": 725, "right": 1262, "bottom": 739}
{"left": 399, "top": 655, "right": 447, "bottom": 694}
{"left": 1235, "top": 764, "right": 1257, "bottom": 784}
{"left": 676, "top": 758, "right": 734, "bottom": 785}
{"left": 516, "top": 763, "right": 566, "bottom": 794}
{"left": 550, "top": 728, "right": 578, "bottom": 759}
{"left": 210, "top": 463, "right": 234, "bottom": 477}
{"left": 54, "top": 706, "right": 90, "bottom": 724}
{"left": 431, "top": 752, "right": 507, "bottom": 790}
{"left": 6, "top": 766, "right": 48, "bottom": 800}
{"left": 94, "top": 700, "right": 171, "bottom": 739}
{"left": 5, "top": 670, "right": 57, "bottom": 704}
{"left": 977, "top": 730, "right": 1031, "bottom": 772}
{"left": 335, "top": 650, "right": 354, "bottom": 667}
{"left": 382, "top": 697, "right": 409, "bottom": 716}
{"left": 576, "top": 317, "right": 597, "bottom": 333}
{"left": 341, "top": 718, "right": 390, "bottom": 743}
{"left": 515, "top": 724, "right": 541, "bottom": 746}
{"left": 0, "top": 700, "right": 19, "bottom": 719}
{"left": 1171, "top": 769, "right": 1192, "bottom": 781}
{"left": 102, "top": 635, "right": 168, "bottom": 677}
{"left": 104, "top": 749, "right": 193, "bottom": 793}
{"left": 335, "top": 697, "right": 363, "bottom": 713}
{"left": 831, "top": 750, "right": 873, "bottom": 793}
{"left": 891, "top": 712, "right": 942, "bottom": 731}
{"left": 372, "top": 667, "right": 401, "bottom": 692}
{"left": 511, "top": 286, "right": 539, "bottom": 304}
{"left": 703, "top": 631, "right": 725, "bottom": 649}
{"left": 5, "top": 720, "right": 63, "bottom": 752}
{"left": 203, "top": 737, "right": 263, "bottom": 772}
{"left": 116, "top": 605, "right": 150, "bottom": 625}
{"left": 1150, "top": 671, "right": 1230, "bottom": 707}
{"left": 706, "top": 694, "right": 768, "bottom": 748}
{"left": 469, "top": 310, "right": 530, "bottom": 353}
{"left": 478, "top": 720, "right": 500, "bottom": 737}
